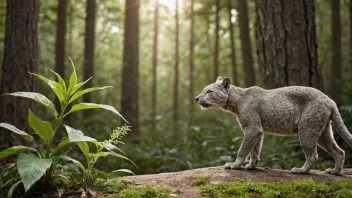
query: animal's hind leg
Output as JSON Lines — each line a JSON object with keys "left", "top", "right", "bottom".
{"left": 318, "top": 123, "right": 345, "bottom": 175}
{"left": 291, "top": 104, "right": 329, "bottom": 174}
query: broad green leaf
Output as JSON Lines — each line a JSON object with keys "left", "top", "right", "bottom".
{"left": 0, "top": 146, "right": 37, "bottom": 159}
{"left": 67, "top": 58, "right": 77, "bottom": 96}
{"left": 8, "top": 180, "right": 22, "bottom": 198}
{"left": 0, "top": 123, "right": 33, "bottom": 141}
{"left": 77, "top": 142, "right": 89, "bottom": 160}
{"left": 102, "top": 142, "right": 125, "bottom": 154}
{"left": 71, "top": 77, "right": 92, "bottom": 96}
{"left": 68, "top": 86, "right": 112, "bottom": 103}
{"left": 3, "top": 92, "right": 57, "bottom": 117}
{"left": 17, "top": 153, "right": 52, "bottom": 192}
{"left": 59, "top": 155, "right": 85, "bottom": 171}
{"left": 64, "top": 125, "right": 97, "bottom": 142}
{"left": 110, "top": 169, "right": 135, "bottom": 176}
{"left": 28, "top": 110, "right": 53, "bottom": 144}
{"left": 107, "top": 151, "right": 138, "bottom": 168}
{"left": 65, "top": 103, "right": 127, "bottom": 123}
{"left": 30, "top": 73, "right": 64, "bottom": 102}
{"left": 50, "top": 69, "right": 67, "bottom": 96}
{"left": 51, "top": 137, "right": 71, "bottom": 155}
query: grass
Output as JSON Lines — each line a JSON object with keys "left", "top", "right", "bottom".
{"left": 197, "top": 177, "right": 352, "bottom": 198}
{"left": 192, "top": 175, "right": 211, "bottom": 186}
{"left": 96, "top": 178, "right": 174, "bottom": 198}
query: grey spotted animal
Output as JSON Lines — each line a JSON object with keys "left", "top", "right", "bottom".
{"left": 195, "top": 76, "right": 352, "bottom": 175}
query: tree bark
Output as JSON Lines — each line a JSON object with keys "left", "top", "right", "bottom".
{"left": 228, "top": 0, "right": 238, "bottom": 86}
{"left": 350, "top": 0, "right": 352, "bottom": 79}
{"left": 0, "top": 0, "right": 39, "bottom": 152}
{"left": 238, "top": 0, "right": 256, "bottom": 87}
{"left": 55, "top": 0, "right": 67, "bottom": 80}
{"left": 151, "top": 0, "right": 158, "bottom": 131}
{"left": 331, "top": 0, "right": 342, "bottom": 105}
{"left": 83, "top": 0, "right": 96, "bottom": 104}
{"left": 189, "top": 0, "right": 195, "bottom": 122}
{"left": 214, "top": 0, "right": 220, "bottom": 80}
{"left": 256, "top": 0, "right": 321, "bottom": 90}
{"left": 173, "top": 0, "right": 179, "bottom": 128}
{"left": 121, "top": 0, "right": 140, "bottom": 135}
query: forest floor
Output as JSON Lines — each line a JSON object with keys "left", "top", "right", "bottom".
{"left": 123, "top": 166, "right": 352, "bottom": 198}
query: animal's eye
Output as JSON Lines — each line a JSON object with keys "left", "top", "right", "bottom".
{"left": 206, "top": 90, "right": 213, "bottom": 94}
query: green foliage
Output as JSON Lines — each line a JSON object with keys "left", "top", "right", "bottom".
{"left": 198, "top": 178, "right": 352, "bottom": 198}
{"left": 192, "top": 176, "right": 211, "bottom": 186}
{"left": 0, "top": 61, "right": 133, "bottom": 196}
{"left": 116, "top": 185, "right": 173, "bottom": 198}
{"left": 64, "top": 128, "right": 136, "bottom": 188}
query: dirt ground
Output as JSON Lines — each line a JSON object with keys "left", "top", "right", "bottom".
{"left": 123, "top": 166, "right": 352, "bottom": 198}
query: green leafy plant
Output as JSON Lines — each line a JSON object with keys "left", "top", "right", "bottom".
{"left": 0, "top": 58, "right": 133, "bottom": 197}
{"left": 65, "top": 125, "right": 136, "bottom": 187}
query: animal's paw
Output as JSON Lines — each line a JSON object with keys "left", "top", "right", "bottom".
{"left": 230, "top": 163, "right": 242, "bottom": 170}
{"left": 244, "top": 164, "right": 256, "bottom": 170}
{"left": 224, "top": 162, "right": 234, "bottom": 169}
{"left": 290, "top": 167, "right": 308, "bottom": 174}
{"left": 325, "top": 168, "right": 342, "bottom": 176}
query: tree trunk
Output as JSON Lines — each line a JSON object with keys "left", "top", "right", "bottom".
{"left": 256, "top": 0, "right": 321, "bottom": 90}
{"left": 189, "top": 0, "right": 195, "bottom": 122}
{"left": 238, "top": 0, "right": 256, "bottom": 87}
{"left": 350, "top": 0, "right": 352, "bottom": 79}
{"left": 331, "top": 0, "right": 342, "bottom": 105}
{"left": 173, "top": 0, "right": 179, "bottom": 128}
{"left": 83, "top": 0, "right": 96, "bottom": 105}
{"left": 0, "top": 0, "right": 39, "bottom": 153}
{"left": 214, "top": 0, "right": 220, "bottom": 80}
{"left": 151, "top": 0, "right": 158, "bottom": 131}
{"left": 228, "top": 0, "right": 238, "bottom": 86}
{"left": 121, "top": 0, "right": 140, "bottom": 135}
{"left": 55, "top": 0, "right": 67, "bottom": 80}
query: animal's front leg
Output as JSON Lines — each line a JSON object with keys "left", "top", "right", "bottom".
{"left": 245, "top": 134, "right": 263, "bottom": 170}
{"left": 225, "top": 127, "right": 263, "bottom": 169}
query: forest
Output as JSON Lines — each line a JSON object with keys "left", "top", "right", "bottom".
{"left": 0, "top": 0, "right": 352, "bottom": 197}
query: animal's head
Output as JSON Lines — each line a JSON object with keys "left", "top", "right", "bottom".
{"left": 195, "top": 76, "right": 231, "bottom": 110}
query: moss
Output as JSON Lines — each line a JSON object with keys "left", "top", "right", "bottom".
{"left": 198, "top": 178, "right": 352, "bottom": 198}
{"left": 97, "top": 178, "right": 174, "bottom": 198}
{"left": 192, "top": 176, "right": 211, "bottom": 186}
{"left": 115, "top": 185, "right": 173, "bottom": 198}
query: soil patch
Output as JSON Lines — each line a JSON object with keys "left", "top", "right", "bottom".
{"left": 123, "top": 167, "right": 352, "bottom": 198}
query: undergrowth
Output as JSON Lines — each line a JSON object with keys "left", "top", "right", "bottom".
{"left": 197, "top": 177, "right": 352, "bottom": 198}
{"left": 192, "top": 175, "right": 211, "bottom": 186}
{"left": 95, "top": 178, "right": 174, "bottom": 198}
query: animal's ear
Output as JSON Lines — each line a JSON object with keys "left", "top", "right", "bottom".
{"left": 216, "top": 76, "right": 223, "bottom": 82}
{"left": 222, "top": 77, "right": 231, "bottom": 89}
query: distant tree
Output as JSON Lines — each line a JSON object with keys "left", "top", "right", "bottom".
{"left": 214, "top": 0, "right": 220, "bottom": 80}
{"left": 121, "top": 0, "right": 140, "bottom": 134}
{"left": 189, "top": 0, "right": 195, "bottom": 121}
{"left": 350, "top": 0, "right": 352, "bottom": 78}
{"left": 83, "top": 0, "right": 96, "bottom": 104}
{"left": 228, "top": 0, "right": 238, "bottom": 86}
{"left": 237, "top": 0, "right": 255, "bottom": 87}
{"left": 152, "top": 0, "right": 158, "bottom": 131}
{"left": 256, "top": 0, "right": 321, "bottom": 90}
{"left": 173, "top": 0, "right": 180, "bottom": 127}
{"left": 331, "top": 0, "right": 342, "bottom": 105}
{"left": 0, "top": 0, "right": 39, "bottom": 153}
{"left": 55, "top": 0, "right": 67, "bottom": 79}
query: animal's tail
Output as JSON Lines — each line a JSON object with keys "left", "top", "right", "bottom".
{"left": 332, "top": 107, "right": 352, "bottom": 147}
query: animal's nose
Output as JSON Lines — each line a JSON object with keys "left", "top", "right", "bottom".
{"left": 195, "top": 97, "right": 199, "bottom": 102}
